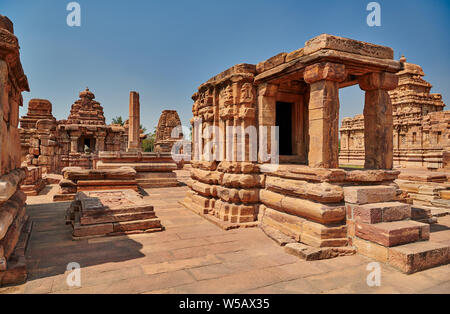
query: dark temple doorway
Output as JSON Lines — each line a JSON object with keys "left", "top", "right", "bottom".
{"left": 276, "top": 101, "right": 293, "bottom": 155}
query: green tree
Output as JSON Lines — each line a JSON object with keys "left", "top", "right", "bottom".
{"left": 142, "top": 127, "right": 157, "bottom": 152}
{"left": 112, "top": 116, "right": 124, "bottom": 126}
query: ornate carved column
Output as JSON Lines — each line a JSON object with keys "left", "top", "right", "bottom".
{"left": 304, "top": 62, "right": 346, "bottom": 168}
{"left": 358, "top": 72, "right": 398, "bottom": 169}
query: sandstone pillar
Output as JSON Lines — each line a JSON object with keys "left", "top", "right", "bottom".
{"left": 127, "top": 91, "right": 141, "bottom": 152}
{"left": 304, "top": 62, "right": 346, "bottom": 168}
{"left": 257, "top": 83, "right": 278, "bottom": 162}
{"left": 70, "top": 136, "right": 78, "bottom": 153}
{"left": 358, "top": 72, "right": 398, "bottom": 169}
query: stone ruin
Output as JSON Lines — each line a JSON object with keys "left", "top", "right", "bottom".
{"left": 94, "top": 93, "right": 180, "bottom": 188}
{"left": 65, "top": 189, "right": 163, "bottom": 239}
{"left": 0, "top": 15, "right": 32, "bottom": 286}
{"left": 154, "top": 110, "right": 183, "bottom": 153}
{"left": 181, "top": 34, "right": 450, "bottom": 273}
{"left": 64, "top": 91, "right": 165, "bottom": 237}
{"left": 53, "top": 166, "right": 139, "bottom": 202}
{"left": 340, "top": 57, "right": 449, "bottom": 170}
{"left": 19, "top": 88, "right": 128, "bottom": 175}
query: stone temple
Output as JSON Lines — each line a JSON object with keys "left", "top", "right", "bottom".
{"left": 340, "top": 56, "right": 449, "bottom": 170}
{"left": 182, "top": 34, "right": 450, "bottom": 273}
{"left": 0, "top": 15, "right": 32, "bottom": 286}
{"left": 20, "top": 88, "right": 128, "bottom": 174}
{"left": 154, "top": 110, "right": 183, "bottom": 153}
{"left": 1, "top": 13, "right": 449, "bottom": 291}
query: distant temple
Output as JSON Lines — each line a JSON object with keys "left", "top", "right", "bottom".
{"left": 339, "top": 57, "right": 449, "bottom": 170}
{"left": 154, "top": 110, "right": 183, "bottom": 153}
{"left": 19, "top": 88, "right": 129, "bottom": 173}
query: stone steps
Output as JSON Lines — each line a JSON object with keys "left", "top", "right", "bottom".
{"left": 343, "top": 185, "right": 397, "bottom": 205}
{"left": 79, "top": 210, "right": 157, "bottom": 225}
{"left": 350, "top": 201, "right": 411, "bottom": 224}
{"left": 73, "top": 218, "right": 163, "bottom": 238}
{"left": 389, "top": 241, "right": 450, "bottom": 274}
{"left": 355, "top": 220, "right": 429, "bottom": 247}
{"left": 136, "top": 178, "right": 179, "bottom": 188}
{"left": 345, "top": 184, "right": 449, "bottom": 274}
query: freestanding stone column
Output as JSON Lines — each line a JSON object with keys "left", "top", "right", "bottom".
{"left": 304, "top": 62, "right": 346, "bottom": 168}
{"left": 358, "top": 72, "right": 398, "bottom": 169}
{"left": 127, "top": 91, "right": 141, "bottom": 152}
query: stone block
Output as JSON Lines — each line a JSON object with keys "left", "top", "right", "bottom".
{"left": 355, "top": 220, "right": 428, "bottom": 247}
{"left": 304, "top": 34, "right": 394, "bottom": 59}
{"left": 352, "top": 202, "right": 411, "bottom": 224}
{"left": 388, "top": 241, "right": 450, "bottom": 274}
{"left": 353, "top": 237, "right": 389, "bottom": 263}
{"left": 343, "top": 185, "right": 396, "bottom": 204}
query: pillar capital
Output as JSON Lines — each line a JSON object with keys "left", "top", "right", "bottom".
{"left": 304, "top": 62, "right": 346, "bottom": 84}
{"left": 257, "top": 83, "right": 278, "bottom": 97}
{"left": 358, "top": 72, "right": 398, "bottom": 91}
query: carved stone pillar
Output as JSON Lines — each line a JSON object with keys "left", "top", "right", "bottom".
{"left": 304, "top": 62, "right": 346, "bottom": 168}
{"left": 257, "top": 83, "right": 278, "bottom": 162}
{"left": 358, "top": 72, "right": 398, "bottom": 169}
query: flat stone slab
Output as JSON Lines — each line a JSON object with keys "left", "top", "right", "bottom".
{"left": 351, "top": 202, "right": 411, "bottom": 224}
{"left": 284, "top": 243, "right": 356, "bottom": 261}
{"left": 304, "top": 34, "right": 394, "bottom": 60}
{"left": 355, "top": 220, "right": 429, "bottom": 247}
{"left": 344, "top": 185, "right": 396, "bottom": 205}
{"left": 389, "top": 241, "right": 450, "bottom": 274}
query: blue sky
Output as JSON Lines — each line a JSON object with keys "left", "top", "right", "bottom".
{"left": 2, "top": 0, "right": 449, "bottom": 132}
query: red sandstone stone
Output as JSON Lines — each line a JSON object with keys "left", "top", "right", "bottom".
{"left": 352, "top": 202, "right": 411, "bottom": 224}
{"left": 343, "top": 185, "right": 396, "bottom": 204}
{"left": 388, "top": 241, "right": 450, "bottom": 274}
{"left": 355, "top": 220, "right": 428, "bottom": 247}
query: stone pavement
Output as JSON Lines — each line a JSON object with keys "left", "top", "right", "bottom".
{"left": 0, "top": 183, "right": 449, "bottom": 294}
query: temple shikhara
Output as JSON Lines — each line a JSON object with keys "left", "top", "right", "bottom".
{"left": 0, "top": 12, "right": 449, "bottom": 292}
{"left": 20, "top": 88, "right": 128, "bottom": 174}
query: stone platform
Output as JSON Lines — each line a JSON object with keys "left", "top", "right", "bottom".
{"left": 96, "top": 151, "right": 179, "bottom": 188}
{"left": 395, "top": 169, "right": 450, "bottom": 218}
{"left": 1, "top": 184, "right": 449, "bottom": 294}
{"left": 66, "top": 189, "right": 163, "bottom": 239}
{"left": 53, "top": 166, "right": 139, "bottom": 202}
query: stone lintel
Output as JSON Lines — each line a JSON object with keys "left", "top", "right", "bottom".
{"left": 304, "top": 34, "right": 394, "bottom": 60}
{"left": 254, "top": 49, "right": 402, "bottom": 84}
